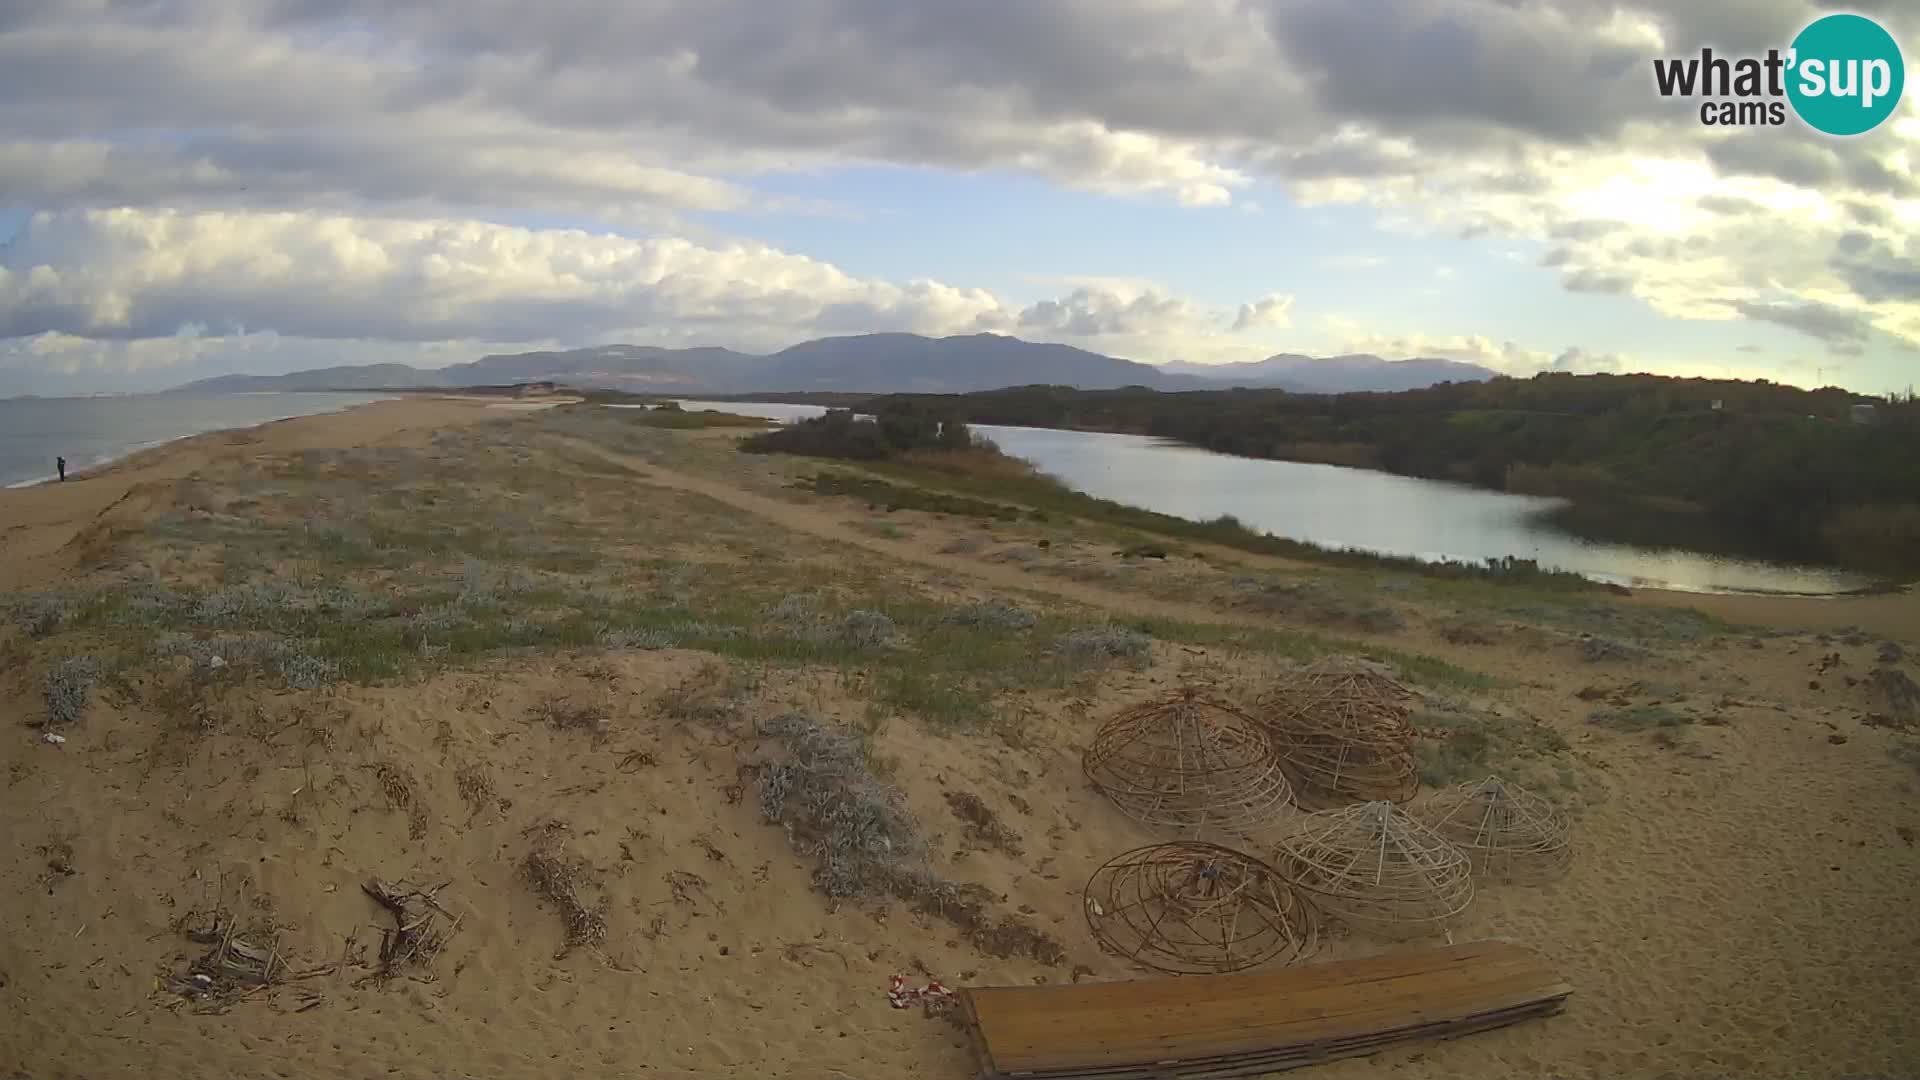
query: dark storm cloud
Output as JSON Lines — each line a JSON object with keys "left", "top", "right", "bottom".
{"left": 1705, "top": 134, "right": 1918, "bottom": 200}
{"left": 3, "top": 0, "right": 1911, "bottom": 215}
{"left": 1263, "top": 0, "right": 1660, "bottom": 144}
{"left": 1731, "top": 298, "right": 1876, "bottom": 353}
{"left": 1831, "top": 240, "right": 1920, "bottom": 304}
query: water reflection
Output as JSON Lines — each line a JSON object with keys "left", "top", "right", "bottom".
{"left": 667, "top": 400, "right": 1872, "bottom": 596}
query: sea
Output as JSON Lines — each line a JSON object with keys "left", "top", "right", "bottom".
{"left": 0, "top": 392, "right": 396, "bottom": 489}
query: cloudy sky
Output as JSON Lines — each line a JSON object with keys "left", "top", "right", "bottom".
{"left": 1, "top": 0, "right": 1916, "bottom": 396}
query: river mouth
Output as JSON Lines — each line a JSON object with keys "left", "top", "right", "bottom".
{"left": 664, "top": 400, "right": 1884, "bottom": 598}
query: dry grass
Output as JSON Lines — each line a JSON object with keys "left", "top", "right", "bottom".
{"left": 374, "top": 763, "right": 429, "bottom": 839}
{"left": 895, "top": 446, "right": 1046, "bottom": 483}
{"left": 535, "top": 699, "right": 612, "bottom": 739}
{"left": 522, "top": 835, "right": 608, "bottom": 955}
{"left": 945, "top": 790, "right": 1024, "bottom": 856}
{"left": 455, "top": 764, "right": 497, "bottom": 818}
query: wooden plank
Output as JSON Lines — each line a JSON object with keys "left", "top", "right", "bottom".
{"left": 971, "top": 949, "right": 1557, "bottom": 1069}
{"left": 983, "top": 997, "right": 1567, "bottom": 1079}
{"left": 980, "top": 997, "right": 1568, "bottom": 1080}
{"left": 980, "top": 968, "right": 1563, "bottom": 1073}
{"left": 963, "top": 941, "right": 1568, "bottom": 1079}
{"left": 969, "top": 942, "right": 1538, "bottom": 1044}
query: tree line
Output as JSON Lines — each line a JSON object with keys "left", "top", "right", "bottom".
{"left": 851, "top": 374, "right": 1920, "bottom": 576}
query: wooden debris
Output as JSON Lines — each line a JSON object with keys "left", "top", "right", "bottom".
{"left": 960, "top": 940, "right": 1570, "bottom": 1079}
{"left": 360, "top": 878, "right": 458, "bottom": 982}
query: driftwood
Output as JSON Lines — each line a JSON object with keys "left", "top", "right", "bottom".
{"left": 361, "top": 878, "right": 458, "bottom": 981}
{"left": 165, "top": 903, "right": 288, "bottom": 1011}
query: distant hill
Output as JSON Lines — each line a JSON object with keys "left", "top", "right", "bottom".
{"left": 169, "top": 335, "right": 1495, "bottom": 396}
{"left": 171, "top": 334, "right": 1200, "bottom": 396}
{"left": 179, "top": 363, "right": 453, "bottom": 393}
{"left": 1159, "top": 354, "right": 1499, "bottom": 393}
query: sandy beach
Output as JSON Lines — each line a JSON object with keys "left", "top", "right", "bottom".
{"left": 3, "top": 396, "right": 1917, "bottom": 1080}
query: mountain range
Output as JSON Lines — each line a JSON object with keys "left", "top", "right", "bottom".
{"left": 1158, "top": 354, "right": 1500, "bottom": 394}
{"left": 171, "top": 334, "right": 1500, "bottom": 396}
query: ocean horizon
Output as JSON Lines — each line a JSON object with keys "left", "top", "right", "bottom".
{"left": 0, "top": 391, "right": 395, "bottom": 488}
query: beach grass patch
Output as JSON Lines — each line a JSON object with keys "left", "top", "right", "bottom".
{"left": 1588, "top": 704, "right": 1694, "bottom": 732}
{"left": 1414, "top": 708, "right": 1572, "bottom": 790}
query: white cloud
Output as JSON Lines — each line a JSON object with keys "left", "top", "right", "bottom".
{"left": 0, "top": 208, "right": 1012, "bottom": 345}
{"left": 3, "top": 0, "right": 1920, "bottom": 388}
{"left": 1231, "top": 293, "right": 1295, "bottom": 332}
{"left": 0, "top": 208, "right": 1307, "bottom": 389}
{"left": 1326, "top": 325, "right": 1634, "bottom": 376}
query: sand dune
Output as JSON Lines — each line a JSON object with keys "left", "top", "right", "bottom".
{"left": 2, "top": 398, "right": 1916, "bottom": 1079}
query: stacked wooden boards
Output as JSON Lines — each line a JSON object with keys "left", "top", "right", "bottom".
{"left": 959, "top": 940, "right": 1569, "bottom": 1079}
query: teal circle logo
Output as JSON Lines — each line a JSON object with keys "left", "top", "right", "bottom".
{"left": 1787, "top": 14, "right": 1905, "bottom": 136}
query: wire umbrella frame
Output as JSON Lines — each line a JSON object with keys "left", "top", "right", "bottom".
{"left": 1257, "top": 662, "right": 1420, "bottom": 809}
{"left": 1084, "top": 842, "right": 1320, "bottom": 975}
{"left": 1274, "top": 801, "right": 1474, "bottom": 934}
{"left": 1083, "top": 688, "right": 1295, "bottom": 834}
{"left": 1416, "top": 776, "right": 1572, "bottom": 884}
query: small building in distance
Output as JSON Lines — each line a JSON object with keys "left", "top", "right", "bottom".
{"left": 1850, "top": 403, "right": 1878, "bottom": 426}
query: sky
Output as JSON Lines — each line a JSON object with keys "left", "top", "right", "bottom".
{"left": 0, "top": 0, "right": 1916, "bottom": 396}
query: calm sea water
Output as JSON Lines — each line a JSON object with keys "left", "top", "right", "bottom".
{"left": 672, "top": 400, "right": 1872, "bottom": 596}
{"left": 0, "top": 392, "right": 395, "bottom": 488}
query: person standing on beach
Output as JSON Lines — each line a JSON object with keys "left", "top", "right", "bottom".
{"left": 56, "top": 456, "right": 66, "bottom": 482}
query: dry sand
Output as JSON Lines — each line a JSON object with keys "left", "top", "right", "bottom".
{"left": 2, "top": 397, "right": 1917, "bottom": 1080}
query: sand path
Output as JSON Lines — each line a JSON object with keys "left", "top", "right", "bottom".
{"left": 549, "top": 435, "right": 1349, "bottom": 636}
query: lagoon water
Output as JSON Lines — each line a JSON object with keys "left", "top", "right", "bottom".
{"left": 0, "top": 392, "right": 396, "bottom": 488}
{"left": 673, "top": 399, "right": 1871, "bottom": 596}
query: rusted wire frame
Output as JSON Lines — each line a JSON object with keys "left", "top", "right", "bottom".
{"left": 1274, "top": 801, "right": 1474, "bottom": 933}
{"left": 1258, "top": 668, "right": 1420, "bottom": 808}
{"left": 1084, "top": 842, "right": 1319, "bottom": 974}
{"left": 1083, "top": 690, "right": 1294, "bottom": 833}
{"left": 1417, "top": 776, "right": 1572, "bottom": 884}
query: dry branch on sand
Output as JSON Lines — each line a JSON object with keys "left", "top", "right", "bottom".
{"left": 1257, "top": 660, "right": 1419, "bottom": 809}
{"left": 166, "top": 911, "right": 285, "bottom": 1006}
{"left": 1084, "top": 842, "right": 1318, "bottom": 975}
{"left": 361, "top": 879, "right": 459, "bottom": 981}
{"left": 1274, "top": 801, "right": 1473, "bottom": 935}
{"left": 1084, "top": 688, "right": 1293, "bottom": 833}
